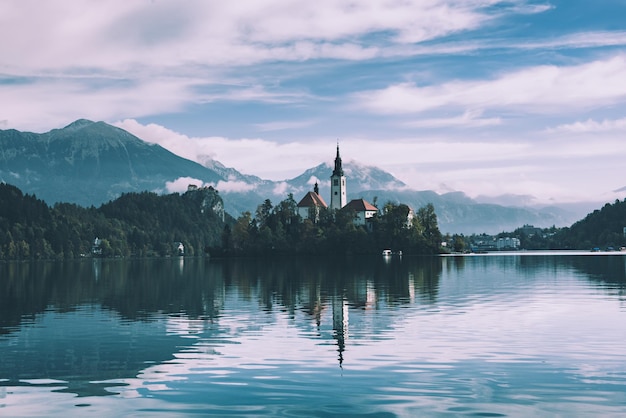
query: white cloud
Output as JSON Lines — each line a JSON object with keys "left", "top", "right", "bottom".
{"left": 272, "top": 182, "right": 290, "bottom": 196}
{"left": 515, "top": 30, "right": 626, "bottom": 50}
{"left": 165, "top": 177, "right": 204, "bottom": 194}
{"left": 165, "top": 176, "right": 255, "bottom": 194}
{"left": 255, "top": 119, "right": 317, "bottom": 132}
{"left": 407, "top": 109, "right": 501, "bottom": 128}
{"left": 0, "top": 0, "right": 552, "bottom": 132}
{"left": 0, "top": 78, "right": 198, "bottom": 132}
{"left": 0, "top": 0, "right": 499, "bottom": 73}
{"left": 114, "top": 119, "right": 217, "bottom": 165}
{"left": 115, "top": 119, "right": 333, "bottom": 179}
{"left": 215, "top": 180, "right": 255, "bottom": 193}
{"left": 546, "top": 117, "right": 626, "bottom": 133}
{"left": 355, "top": 55, "right": 626, "bottom": 115}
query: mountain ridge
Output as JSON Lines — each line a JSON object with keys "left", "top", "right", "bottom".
{"left": 0, "top": 119, "right": 586, "bottom": 234}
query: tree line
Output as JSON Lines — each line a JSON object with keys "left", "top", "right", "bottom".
{"left": 0, "top": 183, "right": 224, "bottom": 260}
{"left": 0, "top": 183, "right": 443, "bottom": 260}
{"left": 5, "top": 181, "right": 622, "bottom": 260}
{"left": 220, "top": 195, "right": 442, "bottom": 256}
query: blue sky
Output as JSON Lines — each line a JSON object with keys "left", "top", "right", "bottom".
{"left": 2, "top": 0, "right": 626, "bottom": 204}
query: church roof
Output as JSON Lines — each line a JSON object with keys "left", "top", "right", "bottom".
{"left": 343, "top": 198, "right": 377, "bottom": 212}
{"left": 297, "top": 191, "right": 328, "bottom": 208}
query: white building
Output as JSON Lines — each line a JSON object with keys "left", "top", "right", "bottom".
{"left": 297, "top": 183, "right": 328, "bottom": 223}
{"left": 496, "top": 237, "right": 520, "bottom": 250}
{"left": 342, "top": 198, "right": 378, "bottom": 226}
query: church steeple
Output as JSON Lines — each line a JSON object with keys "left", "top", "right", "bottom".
{"left": 330, "top": 142, "right": 347, "bottom": 210}
{"left": 332, "top": 143, "right": 344, "bottom": 177}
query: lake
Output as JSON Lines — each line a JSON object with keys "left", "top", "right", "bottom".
{"left": 1, "top": 253, "right": 625, "bottom": 417}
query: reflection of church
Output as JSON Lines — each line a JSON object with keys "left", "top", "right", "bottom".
{"left": 297, "top": 145, "right": 378, "bottom": 226}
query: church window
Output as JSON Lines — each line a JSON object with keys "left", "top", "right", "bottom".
{"left": 334, "top": 179, "right": 338, "bottom": 186}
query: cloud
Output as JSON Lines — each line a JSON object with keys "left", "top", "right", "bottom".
{"left": 255, "top": 119, "right": 317, "bottom": 132}
{"left": 406, "top": 109, "right": 501, "bottom": 128}
{"left": 114, "top": 119, "right": 218, "bottom": 166}
{"left": 546, "top": 117, "right": 626, "bottom": 133}
{"left": 0, "top": 0, "right": 499, "bottom": 73}
{"left": 215, "top": 180, "right": 255, "bottom": 193}
{"left": 0, "top": 77, "right": 198, "bottom": 132}
{"left": 165, "top": 176, "right": 255, "bottom": 194}
{"left": 355, "top": 55, "right": 626, "bottom": 115}
{"left": 3, "top": 0, "right": 621, "bottom": 135}
{"left": 514, "top": 31, "right": 626, "bottom": 51}
{"left": 115, "top": 119, "right": 334, "bottom": 180}
{"left": 272, "top": 182, "right": 290, "bottom": 196}
{"left": 0, "top": 0, "right": 552, "bottom": 132}
{"left": 165, "top": 177, "right": 204, "bottom": 194}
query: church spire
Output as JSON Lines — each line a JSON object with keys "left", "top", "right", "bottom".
{"left": 332, "top": 142, "right": 343, "bottom": 177}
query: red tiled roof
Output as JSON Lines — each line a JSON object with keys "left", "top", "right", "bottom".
{"left": 342, "top": 198, "right": 377, "bottom": 212}
{"left": 297, "top": 192, "right": 328, "bottom": 208}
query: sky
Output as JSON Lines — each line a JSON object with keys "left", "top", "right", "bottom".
{"left": 2, "top": 0, "right": 626, "bottom": 205}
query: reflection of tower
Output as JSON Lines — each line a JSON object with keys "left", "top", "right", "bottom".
{"left": 92, "top": 259, "right": 101, "bottom": 281}
{"left": 331, "top": 295, "right": 348, "bottom": 367}
{"left": 330, "top": 144, "right": 347, "bottom": 211}
{"left": 178, "top": 257, "right": 184, "bottom": 275}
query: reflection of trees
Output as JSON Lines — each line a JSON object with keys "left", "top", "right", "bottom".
{"left": 0, "top": 259, "right": 226, "bottom": 336}
{"left": 218, "top": 255, "right": 442, "bottom": 313}
{"left": 0, "top": 256, "right": 443, "bottom": 336}
{"left": 567, "top": 255, "right": 626, "bottom": 291}
{"left": 0, "top": 256, "right": 443, "bottom": 393}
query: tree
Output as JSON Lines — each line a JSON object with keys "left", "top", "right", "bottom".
{"left": 255, "top": 199, "right": 273, "bottom": 230}
{"left": 452, "top": 235, "right": 466, "bottom": 252}
{"left": 232, "top": 212, "right": 254, "bottom": 252}
{"left": 416, "top": 203, "right": 442, "bottom": 253}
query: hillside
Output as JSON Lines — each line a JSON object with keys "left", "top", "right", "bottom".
{"left": 0, "top": 120, "right": 223, "bottom": 206}
{"left": 554, "top": 199, "right": 626, "bottom": 249}
{"left": 0, "top": 183, "right": 226, "bottom": 259}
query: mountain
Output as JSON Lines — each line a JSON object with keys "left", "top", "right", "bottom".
{"left": 1, "top": 120, "right": 584, "bottom": 234}
{"left": 0, "top": 120, "right": 224, "bottom": 206}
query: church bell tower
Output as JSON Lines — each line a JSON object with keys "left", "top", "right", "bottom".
{"left": 330, "top": 144, "right": 347, "bottom": 210}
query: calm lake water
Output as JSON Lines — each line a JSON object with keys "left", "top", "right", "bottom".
{"left": 1, "top": 253, "right": 625, "bottom": 417}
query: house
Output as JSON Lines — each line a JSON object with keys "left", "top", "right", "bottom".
{"left": 342, "top": 198, "right": 378, "bottom": 227}
{"left": 91, "top": 237, "right": 102, "bottom": 256}
{"left": 297, "top": 182, "right": 328, "bottom": 223}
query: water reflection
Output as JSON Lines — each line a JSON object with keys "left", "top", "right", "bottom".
{"left": 1, "top": 254, "right": 625, "bottom": 416}
{"left": 0, "top": 256, "right": 442, "bottom": 394}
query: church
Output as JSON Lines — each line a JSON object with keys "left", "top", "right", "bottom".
{"left": 297, "top": 145, "right": 378, "bottom": 226}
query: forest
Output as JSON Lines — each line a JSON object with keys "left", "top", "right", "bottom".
{"left": 534, "top": 199, "right": 626, "bottom": 250}
{"left": 2, "top": 182, "right": 625, "bottom": 260}
{"left": 0, "top": 183, "right": 224, "bottom": 260}
{"left": 0, "top": 183, "right": 442, "bottom": 260}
